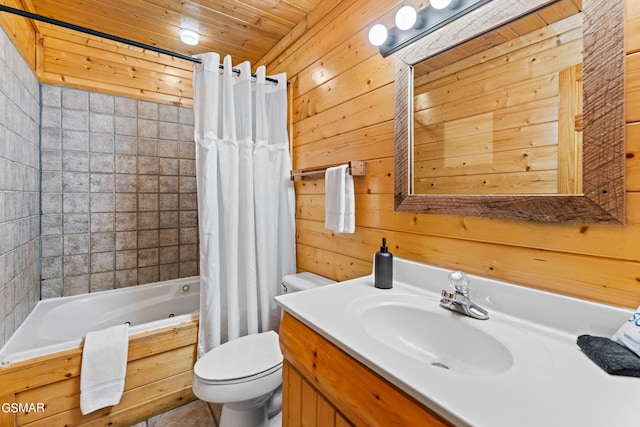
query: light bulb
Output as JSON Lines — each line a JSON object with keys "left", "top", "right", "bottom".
{"left": 368, "top": 24, "right": 388, "bottom": 47}
{"left": 178, "top": 28, "right": 200, "bottom": 46}
{"left": 395, "top": 6, "right": 417, "bottom": 30}
{"left": 430, "top": 0, "right": 454, "bottom": 9}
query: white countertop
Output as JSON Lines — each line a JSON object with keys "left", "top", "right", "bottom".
{"left": 275, "top": 257, "right": 640, "bottom": 427}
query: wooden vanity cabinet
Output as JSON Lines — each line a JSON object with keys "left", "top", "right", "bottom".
{"left": 279, "top": 313, "right": 452, "bottom": 427}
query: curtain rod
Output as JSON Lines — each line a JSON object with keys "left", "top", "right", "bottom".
{"left": 0, "top": 4, "right": 282, "bottom": 85}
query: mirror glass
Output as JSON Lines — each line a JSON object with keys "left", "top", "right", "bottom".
{"left": 412, "top": 4, "right": 582, "bottom": 195}
{"left": 394, "top": 0, "right": 625, "bottom": 222}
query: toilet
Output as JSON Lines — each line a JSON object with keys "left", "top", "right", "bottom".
{"left": 192, "top": 272, "right": 335, "bottom": 427}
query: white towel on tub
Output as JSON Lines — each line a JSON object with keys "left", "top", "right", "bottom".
{"left": 80, "top": 324, "right": 129, "bottom": 414}
{"left": 325, "top": 165, "right": 355, "bottom": 233}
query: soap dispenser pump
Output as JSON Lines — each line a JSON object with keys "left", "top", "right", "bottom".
{"left": 374, "top": 237, "right": 393, "bottom": 289}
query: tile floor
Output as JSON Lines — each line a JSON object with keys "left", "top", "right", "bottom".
{"left": 132, "top": 400, "right": 222, "bottom": 427}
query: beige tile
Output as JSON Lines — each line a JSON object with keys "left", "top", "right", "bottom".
{"left": 90, "top": 173, "right": 114, "bottom": 192}
{"left": 138, "top": 175, "right": 159, "bottom": 193}
{"left": 180, "top": 261, "right": 198, "bottom": 277}
{"left": 158, "top": 140, "right": 178, "bottom": 158}
{"left": 159, "top": 194, "right": 179, "bottom": 211}
{"left": 138, "top": 248, "right": 159, "bottom": 267}
{"left": 90, "top": 272, "right": 114, "bottom": 292}
{"left": 63, "top": 274, "right": 89, "bottom": 296}
{"left": 90, "top": 193, "right": 114, "bottom": 213}
{"left": 178, "top": 141, "right": 195, "bottom": 159}
{"left": 138, "top": 266, "right": 159, "bottom": 284}
{"left": 115, "top": 231, "right": 137, "bottom": 250}
{"left": 159, "top": 229, "right": 179, "bottom": 247}
{"left": 159, "top": 176, "right": 179, "bottom": 193}
{"left": 64, "top": 214, "right": 89, "bottom": 234}
{"left": 90, "top": 232, "right": 115, "bottom": 252}
{"left": 115, "top": 193, "right": 137, "bottom": 212}
{"left": 179, "top": 159, "right": 196, "bottom": 176}
{"left": 159, "top": 263, "right": 179, "bottom": 281}
{"left": 179, "top": 244, "right": 197, "bottom": 262}
{"left": 139, "top": 212, "right": 159, "bottom": 230}
{"left": 159, "top": 246, "right": 179, "bottom": 264}
{"left": 160, "top": 211, "right": 179, "bottom": 229}
{"left": 115, "top": 268, "right": 137, "bottom": 288}
{"left": 179, "top": 194, "right": 197, "bottom": 210}
{"left": 115, "top": 155, "right": 137, "bottom": 174}
{"left": 115, "top": 213, "right": 137, "bottom": 231}
{"left": 139, "top": 156, "right": 159, "bottom": 175}
{"left": 180, "top": 227, "right": 198, "bottom": 245}
{"left": 115, "top": 135, "right": 137, "bottom": 155}
{"left": 138, "top": 229, "right": 159, "bottom": 248}
{"left": 179, "top": 211, "right": 198, "bottom": 227}
{"left": 64, "top": 233, "right": 89, "bottom": 255}
{"left": 138, "top": 138, "right": 158, "bottom": 156}
{"left": 139, "top": 193, "right": 159, "bottom": 211}
{"left": 64, "top": 254, "right": 89, "bottom": 275}
{"left": 115, "top": 174, "right": 137, "bottom": 193}
{"left": 116, "top": 250, "right": 137, "bottom": 270}
{"left": 179, "top": 176, "right": 196, "bottom": 193}
{"left": 91, "top": 213, "right": 114, "bottom": 232}
{"left": 159, "top": 158, "right": 179, "bottom": 175}
{"left": 89, "top": 153, "right": 114, "bottom": 173}
{"left": 91, "top": 252, "right": 114, "bottom": 273}
{"left": 148, "top": 400, "right": 215, "bottom": 427}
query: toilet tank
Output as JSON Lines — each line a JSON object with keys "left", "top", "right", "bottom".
{"left": 281, "top": 272, "right": 335, "bottom": 294}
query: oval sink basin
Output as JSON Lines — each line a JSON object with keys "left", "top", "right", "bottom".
{"left": 360, "top": 303, "right": 514, "bottom": 375}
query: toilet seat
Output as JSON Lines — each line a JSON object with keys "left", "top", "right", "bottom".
{"left": 194, "top": 330, "right": 283, "bottom": 385}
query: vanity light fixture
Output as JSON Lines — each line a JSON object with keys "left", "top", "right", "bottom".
{"left": 178, "top": 28, "right": 200, "bottom": 46}
{"left": 395, "top": 5, "right": 418, "bottom": 30}
{"left": 368, "top": 0, "right": 492, "bottom": 57}
{"left": 368, "top": 24, "right": 389, "bottom": 47}
{"left": 430, "top": 0, "right": 458, "bottom": 9}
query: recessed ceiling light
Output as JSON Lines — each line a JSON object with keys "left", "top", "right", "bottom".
{"left": 178, "top": 28, "right": 200, "bottom": 46}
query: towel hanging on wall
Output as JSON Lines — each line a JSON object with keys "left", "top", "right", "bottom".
{"left": 325, "top": 165, "right": 355, "bottom": 233}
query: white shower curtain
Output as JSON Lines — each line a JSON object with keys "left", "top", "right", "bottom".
{"left": 193, "top": 53, "right": 296, "bottom": 357}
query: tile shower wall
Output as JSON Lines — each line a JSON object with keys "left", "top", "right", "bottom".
{"left": 39, "top": 85, "right": 198, "bottom": 298}
{"left": 0, "top": 29, "right": 41, "bottom": 346}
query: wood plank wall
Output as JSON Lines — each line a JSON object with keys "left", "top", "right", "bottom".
{"left": 259, "top": 0, "right": 640, "bottom": 309}
{"left": 0, "top": 0, "right": 194, "bottom": 106}
{"left": 0, "top": 321, "right": 198, "bottom": 427}
{"left": 0, "top": 0, "right": 638, "bottom": 308}
{"left": 0, "top": 0, "right": 36, "bottom": 70}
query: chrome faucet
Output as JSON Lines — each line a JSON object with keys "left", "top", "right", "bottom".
{"left": 439, "top": 271, "right": 489, "bottom": 320}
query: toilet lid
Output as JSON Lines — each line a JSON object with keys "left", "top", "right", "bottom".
{"left": 194, "top": 330, "right": 283, "bottom": 381}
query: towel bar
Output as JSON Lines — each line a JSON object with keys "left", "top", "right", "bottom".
{"left": 290, "top": 161, "right": 367, "bottom": 181}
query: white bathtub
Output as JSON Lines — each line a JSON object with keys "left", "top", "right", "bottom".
{"left": 0, "top": 276, "right": 200, "bottom": 365}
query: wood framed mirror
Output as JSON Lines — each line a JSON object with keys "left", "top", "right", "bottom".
{"left": 394, "top": 0, "right": 624, "bottom": 223}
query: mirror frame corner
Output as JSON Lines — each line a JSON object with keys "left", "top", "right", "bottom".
{"left": 393, "top": 0, "right": 625, "bottom": 223}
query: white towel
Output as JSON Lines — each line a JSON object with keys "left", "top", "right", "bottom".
{"left": 80, "top": 324, "right": 129, "bottom": 415}
{"left": 325, "top": 165, "right": 355, "bottom": 233}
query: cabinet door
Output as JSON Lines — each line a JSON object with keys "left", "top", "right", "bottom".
{"left": 282, "top": 361, "right": 352, "bottom": 427}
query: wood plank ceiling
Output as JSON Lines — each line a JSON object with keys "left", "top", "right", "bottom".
{"left": 18, "top": 0, "right": 324, "bottom": 64}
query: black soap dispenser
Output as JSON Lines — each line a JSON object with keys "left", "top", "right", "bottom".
{"left": 374, "top": 237, "right": 393, "bottom": 289}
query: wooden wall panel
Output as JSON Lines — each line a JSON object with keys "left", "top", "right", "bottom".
{"left": 38, "top": 24, "right": 194, "bottom": 106}
{"left": 0, "top": 321, "right": 198, "bottom": 427}
{"left": 0, "top": 0, "right": 37, "bottom": 69}
{"left": 2, "top": 0, "right": 639, "bottom": 307}
{"left": 262, "top": 0, "right": 640, "bottom": 308}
